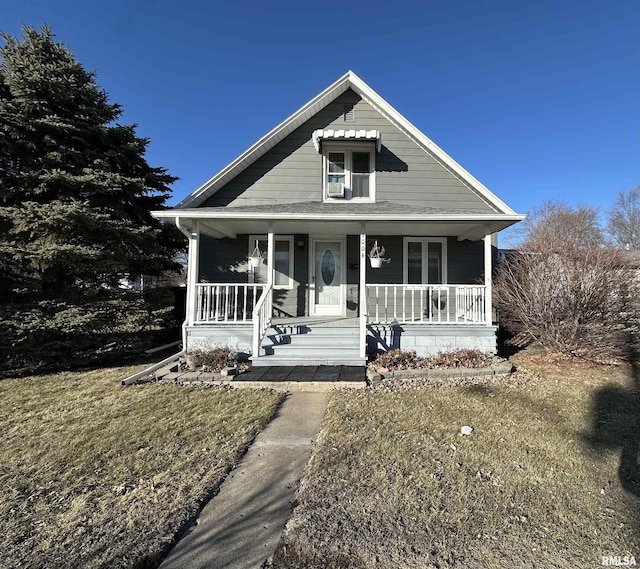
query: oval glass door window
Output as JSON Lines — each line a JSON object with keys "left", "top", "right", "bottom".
{"left": 321, "top": 249, "right": 336, "bottom": 285}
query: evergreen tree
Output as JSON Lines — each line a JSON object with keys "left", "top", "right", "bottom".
{"left": 0, "top": 25, "right": 183, "bottom": 370}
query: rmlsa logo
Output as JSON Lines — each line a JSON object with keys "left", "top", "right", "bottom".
{"left": 602, "top": 556, "right": 637, "bottom": 566}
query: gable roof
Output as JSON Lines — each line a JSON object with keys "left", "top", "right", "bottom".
{"left": 178, "top": 71, "right": 517, "bottom": 215}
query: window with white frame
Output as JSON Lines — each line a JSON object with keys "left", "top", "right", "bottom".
{"left": 403, "top": 238, "right": 447, "bottom": 284}
{"left": 323, "top": 145, "right": 375, "bottom": 201}
{"left": 248, "top": 236, "right": 294, "bottom": 289}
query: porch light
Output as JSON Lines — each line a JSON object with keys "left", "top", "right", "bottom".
{"left": 248, "top": 240, "right": 263, "bottom": 268}
{"left": 368, "top": 240, "right": 391, "bottom": 269}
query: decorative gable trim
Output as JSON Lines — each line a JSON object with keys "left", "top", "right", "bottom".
{"left": 178, "top": 71, "right": 517, "bottom": 216}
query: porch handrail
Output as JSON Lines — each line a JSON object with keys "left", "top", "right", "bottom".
{"left": 194, "top": 283, "right": 264, "bottom": 324}
{"left": 366, "top": 284, "right": 486, "bottom": 325}
{"left": 252, "top": 283, "right": 273, "bottom": 359}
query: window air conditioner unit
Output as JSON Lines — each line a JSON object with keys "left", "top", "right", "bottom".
{"left": 327, "top": 182, "right": 345, "bottom": 197}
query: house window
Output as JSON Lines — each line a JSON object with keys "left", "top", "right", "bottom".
{"left": 323, "top": 146, "right": 374, "bottom": 201}
{"left": 327, "top": 152, "right": 345, "bottom": 186}
{"left": 403, "top": 238, "right": 447, "bottom": 284}
{"left": 248, "top": 236, "right": 294, "bottom": 289}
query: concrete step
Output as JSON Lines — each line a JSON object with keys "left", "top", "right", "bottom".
{"left": 256, "top": 322, "right": 363, "bottom": 367}
{"left": 262, "top": 345, "right": 360, "bottom": 357}
{"left": 250, "top": 355, "right": 367, "bottom": 367}
{"left": 265, "top": 326, "right": 359, "bottom": 337}
{"left": 262, "top": 334, "right": 360, "bottom": 347}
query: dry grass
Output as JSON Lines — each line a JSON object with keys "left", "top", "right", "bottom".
{"left": 0, "top": 365, "right": 284, "bottom": 569}
{"left": 274, "top": 349, "right": 640, "bottom": 568}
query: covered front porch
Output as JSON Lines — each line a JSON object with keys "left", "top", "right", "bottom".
{"left": 155, "top": 203, "right": 520, "bottom": 365}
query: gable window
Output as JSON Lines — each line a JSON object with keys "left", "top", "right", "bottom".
{"left": 323, "top": 146, "right": 375, "bottom": 201}
{"left": 248, "top": 236, "right": 294, "bottom": 289}
{"left": 403, "top": 238, "right": 447, "bottom": 284}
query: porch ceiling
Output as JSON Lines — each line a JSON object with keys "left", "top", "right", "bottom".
{"left": 195, "top": 218, "right": 514, "bottom": 240}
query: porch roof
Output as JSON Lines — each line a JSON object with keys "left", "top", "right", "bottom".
{"left": 153, "top": 201, "right": 524, "bottom": 241}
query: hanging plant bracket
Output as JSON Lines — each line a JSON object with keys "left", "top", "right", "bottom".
{"left": 368, "top": 240, "right": 391, "bottom": 268}
{"left": 248, "top": 239, "right": 264, "bottom": 268}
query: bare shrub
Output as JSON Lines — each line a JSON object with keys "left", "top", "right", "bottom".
{"left": 607, "top": 184, "right": 640, "bottom": 250}
{"left": 507, "top": 200, "right": 604, "bottom": 249}
{"left": 184, "top": 346, "right": 237, "bottom": 372}
{"left": 372, "top": 349, "right": 420, "bottom": 370}
{"left": 494, "top": 243, "right": 639, "bottom": 361}
{"left": 372, "top": 348, "right": 496, "bottom": 370}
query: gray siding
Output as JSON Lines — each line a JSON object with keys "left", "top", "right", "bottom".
{"left": 347, "top": 235, "right": 484, "bottom": 286}
{"left": 202, "top": 90, "right": 498, "bottom": 213}
{"left": 447, "top": 239, "right": 485, "bottom": 284}
{"left": 200, "top": 234, "right": 486, "bottom": 318}
{"left": 199, "top": 235, "right": 309, "bottom": 317}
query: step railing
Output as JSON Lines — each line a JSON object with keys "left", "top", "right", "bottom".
{"left": 194, "top": 283, "right": 264, "bottom": 324}
{"left": 366, "top": 284, "right": 486, "bottom": 324}
{"left": 252, "top": 283, "right": 273, "bottom": 359}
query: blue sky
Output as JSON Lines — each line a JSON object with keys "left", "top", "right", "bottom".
{"left": 2, "top": 0, "right": 638, "bottom": 217}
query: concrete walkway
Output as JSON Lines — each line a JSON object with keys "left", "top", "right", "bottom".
{"left": 159, "top": 391, "right": 328, "bottom": 569}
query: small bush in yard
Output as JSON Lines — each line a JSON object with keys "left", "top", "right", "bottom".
{"left": 432, "top": 348, "right": 495, "bottom": 368}
{"left": 371, "top": 348, "right": 496, "bottom": 371}
{"left": 371, "top": 349, "right": 420, "bottom": 370}
{"left": 184, "top": 346, "right": 237, "bottom": 372}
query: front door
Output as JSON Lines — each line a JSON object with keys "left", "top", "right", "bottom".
{"left": 312, "top": 239, "right": 344, "bottom": 316}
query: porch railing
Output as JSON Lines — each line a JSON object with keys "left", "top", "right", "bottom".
{"left": 366, "top": 284, "right": 486, "bottom": 325}
{"left": 252, "top": 284, "right": 273, "bottom": 358}
{"left": 194, "top": 283, "right": 264, "bottom": 324}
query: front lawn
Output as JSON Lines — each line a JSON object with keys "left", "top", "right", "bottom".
{"left": 274, "top": 350, "right": 640, "bottom": 568}
{"left": 0, "top": 365, "right": 284, "bottom": 568}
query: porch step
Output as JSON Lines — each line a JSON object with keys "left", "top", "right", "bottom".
{"left": 251, "top": 356, "right": 366, "bottom": 367}
{"left": 251, "top": 323, "right": 364, "bottom": 367}
{"left": 262, "top": 327, "right": 359, "bottom": 347}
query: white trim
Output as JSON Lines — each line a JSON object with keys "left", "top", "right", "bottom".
{"left": 359, "top": 227, "right": 367, "bottom": 358}
{"left": 312, "top": 129, "right": 382, "bottom": 152}
{"left": 185, "top": 222, "right": 200, "bottom": 326}
{"left": 154, "top": 210, "right": 526, "bottom": 223}
{"left": 248, "top": 234, "right": 294, "bottom": 290}
{"left": 309, "top": 236, "right": 347, "bottom": 317}
{"left": 177, "top": 71, "right": 520, "bottom": 216}
{"left": 403, "top": 237, "right": 448, "bottom": 285}
{"left": 484, "top": 234, "right": 493, "bottom": 327}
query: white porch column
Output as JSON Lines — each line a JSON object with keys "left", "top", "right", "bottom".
{"left": 267, "top": 223, "right": 274, "bottom": 313}
{"left": 186, "top": 221, "right": 200, "bottom": 327}
{"left": 359, "top": 225, "right": 367, "bottom": 359}
{"left": 484, "top": 233, "right": 492, "bottom": 326}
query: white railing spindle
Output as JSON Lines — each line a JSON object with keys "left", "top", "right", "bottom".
{"left": 364, "top": 284, "right": 487, "bottom": 325}
{"left": 193, "top": 283, "right": 265, "bottom": 324}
